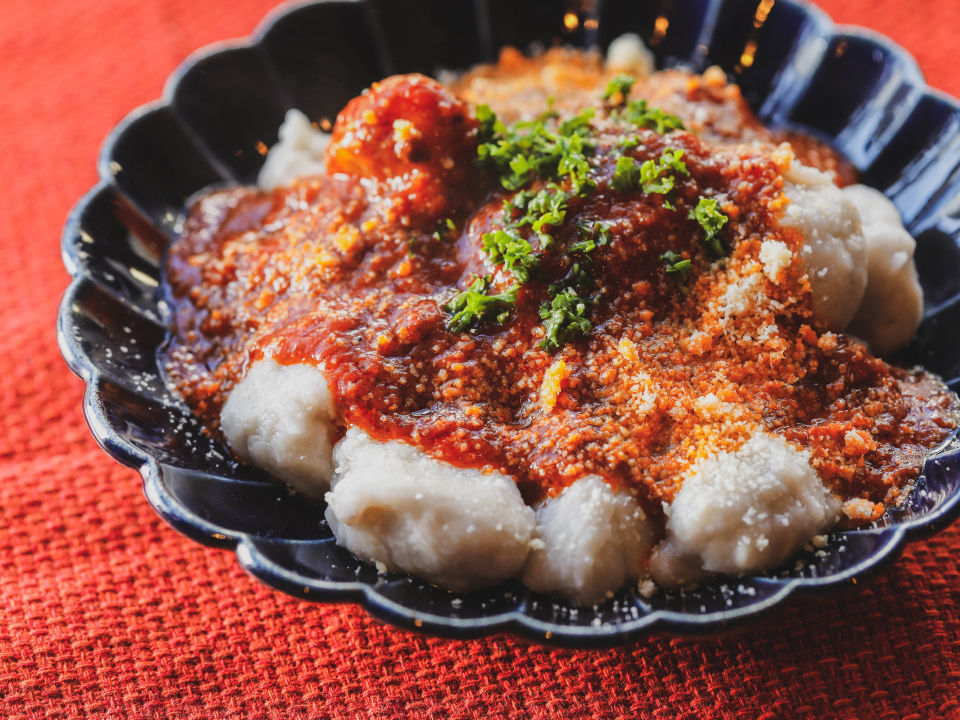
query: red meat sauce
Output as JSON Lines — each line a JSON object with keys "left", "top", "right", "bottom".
{"left": 164, "top": 64, "right": 957, "bottom": 522}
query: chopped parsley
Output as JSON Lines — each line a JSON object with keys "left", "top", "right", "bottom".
{"left": 569, "top": 221, "right": 610, "bottom": 255}
{"left": 448, "top": 102, "right": 693, "bottom": 344}
{"left": 432, "top": 217, "right": 457, "bottom": 242}
{"left": 475, "top": 104, "right": 502, "bottom": 144}
{"left": 603, "top": 74, "right": 636, "bottom": 105}
{"left": 468, "top": 104, "right": 604, "bottom": 339}
{"left": 481, "top": 229, "right": 538, "bottom": 283}
{"left": 445, "top": 277, "right": 518, "bottom": 332}
{"left": 641, "top": 166, "right": 674, "bottom": 196}
{"left": 539, "top": 287, "right": 592, "bottom": 352}
{"left": 550, "top": 262, "right": 591, "bottom": 296}
{"left": 641, "top": 148, "right": 688, "bottom": 194}
{"left": 612, "top": 148, "right": 688, "bottom": 196}
{"left": 502, "top": 189, "right": 534, "bottom": 218}
{"left": 612, "top": 155, "right": 642, "bottom": 193}
{"left": 476, "top": 107, "right": 596, "bottom": 191}
{"left": 660, "top": 250, "right": 693, "bottom": 281}
{"left": 405, "top": 235, "right": 418, "bottom": 258}
{"left": 509, "top": 184, "right": 570, "bottom": 248}
{"left": 689, "top": 196, "right": 728, "bottom": 256}
{"left": 616, "top": 99, "right": 685, "bottom": 134}
{"left": 638, "top": 156, "right": 674, "bottom": 194}
{"left": 558, "top": 109, "right": 594, "bottom": 138}
{"left": 557, "top": 132, "right": 596, "bottom": 195}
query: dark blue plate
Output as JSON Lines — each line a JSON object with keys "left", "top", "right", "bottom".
{"left": 58, "top": 0, "right": 960, "bottom": 647}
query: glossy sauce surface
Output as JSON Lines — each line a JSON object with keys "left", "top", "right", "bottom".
{"left": 165, "top": 54, "right": 956, "bottom": 519}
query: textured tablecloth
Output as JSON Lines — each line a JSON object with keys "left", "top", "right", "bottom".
{"left": 3, "top": 0, "right": 959, "bottom": 717}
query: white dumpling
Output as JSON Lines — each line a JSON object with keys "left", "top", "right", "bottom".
{"left": 220, "top": 358, "right": 337, "bottom": 497}
{"left": 843, "top": 184, "right": 924, "bottom": 354}
{"left": 780, "top": 163, "right": 868, "bottom": 330}
{"left": 649, "top": 432, "right": 840, "bottom": 586}
{"left": 605, "top": 33, "right": 655, "bottom": 77}
{"left": 521, "top": 475, "right": 655, "bottom": 605}
{"left": 324, "top": 428, "right": 536, "bottom": 591}
{"left": 257, "top": 109, "right": 330, "bottom": 190}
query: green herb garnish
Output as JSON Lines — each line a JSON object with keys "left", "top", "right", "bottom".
{"left": 689, "top": 196, "right": 728, "bottom": 256}
{"left": 612, "top": 156, "right": 643, "bottom": 193}
{"left": 569, "top": 221, "right": 610, "bottom": 255}
{"left": 538, "top": 287, "right": 592, "bottom": 351}
{"left": 481, "top": 229, "right": 539, "bottom": 283}
{"left": 640, "top": 148, "right": 688, "bottom": 195}
{"left": 502, "top": 189, "right": 534, "bottom": 219}
{"left": 559, "top": 107, "right": 595, "bottom": 137}
{"left": 660, "top": 249, "right": 693, "bottom": 281}
{"left": 432, "top": 217, "right": 457, "bottom": 243}
{"left": 445, "top": 277, "right": 518, "bottom": 332}
{"left": 549, "top": 262, "right": 591, "bottom": 296}
{"left": 465, "top": 101, "right": 705, "bottom": 349}
{"left": 510, "top": 184, "right": 571, "bottom": 248}
{"left": 556, "top": 132, "right": 595, "bottom": 195}
{"left": 638, "top": 157, "right": 674, "bottom": 194}
{"left": 476, "top": 107, "right": 597, "bottom": 192}
{"left": 612, "top": 148, "right": 688, "bottom": 196}
{"left": 616, "top": 99, "right": 685, "bottom": 134}
{"left": 603, "top": 74, "right": 636, "bottom": 105}
{"left": 476, "top": 104, "right": 502, "bottom": 144}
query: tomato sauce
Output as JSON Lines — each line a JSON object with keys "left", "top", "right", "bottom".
{"left": 164, "top": 59, "right": 956, "bottom": 521}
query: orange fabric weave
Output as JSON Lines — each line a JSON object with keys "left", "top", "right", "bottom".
{"left": 2, "top": 0, "right": 959, "bottom": 717}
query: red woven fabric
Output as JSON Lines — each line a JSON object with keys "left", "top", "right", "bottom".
{"left": 2, "top": 0, "right": 959, "bottom": 717}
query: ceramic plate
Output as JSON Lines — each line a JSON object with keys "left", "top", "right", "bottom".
{"left": 59, "top": 0, "right": 960, "bottom": 647}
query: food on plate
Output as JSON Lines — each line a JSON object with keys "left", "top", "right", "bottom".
{"left": 163, "top": 38, "right": 957, "bottom": 604}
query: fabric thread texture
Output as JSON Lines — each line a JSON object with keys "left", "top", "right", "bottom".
{"left": 1, "top": 0, "right": 959, "bottom": 718}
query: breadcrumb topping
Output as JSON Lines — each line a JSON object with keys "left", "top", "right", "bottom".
{"left": 165, "top": 52, "right": 956, "bottom": 523}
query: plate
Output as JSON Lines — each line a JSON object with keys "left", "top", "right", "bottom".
{"left": 58, "top": 0, "right": 960, "bottom": 647}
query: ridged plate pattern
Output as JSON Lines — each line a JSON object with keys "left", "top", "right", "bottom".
{"left": 58, "top": 0, "right": 960, "bottom": 646}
